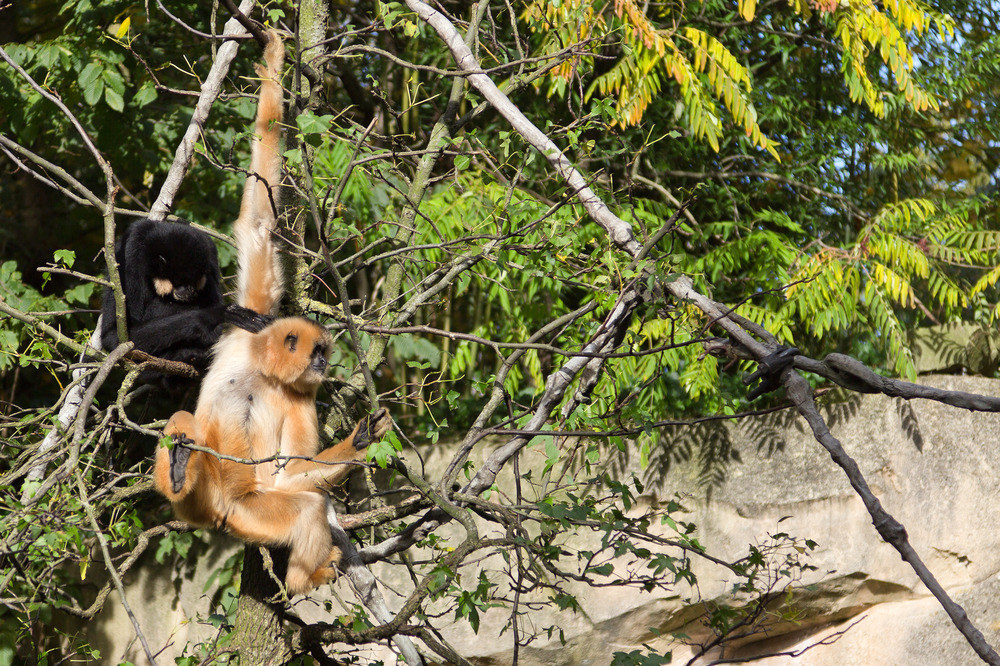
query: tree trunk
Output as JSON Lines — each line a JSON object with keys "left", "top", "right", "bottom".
{"left": 230, "top": 546, "right": 292, "bottom": 664}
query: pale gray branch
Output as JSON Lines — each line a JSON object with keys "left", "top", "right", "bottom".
{"left": 326, "top": 505, "right": 424, "bottom": 666}
{"left": 404, "top": 0, "right": 642, "bottom": 257}
{"left": 21, "top": 327, "right": 102, "bottom": 498}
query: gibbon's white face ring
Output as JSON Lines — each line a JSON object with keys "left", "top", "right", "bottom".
{"left": 153, "top": 277, "right": 174, "bottom": 297}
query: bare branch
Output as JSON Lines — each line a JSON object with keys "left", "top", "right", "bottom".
{"left": 783, "top": 371, "right": 1000, "bottom": 665}
{"left": 404, "top": 0, "right": 642, "bottom": 257}
{"left": 326, "top": 506, "right": 425, "bottom": 666}
{"left": 74, "top": 475, "right": 158, "bottom": 665}
{"left": 20, "top": 328, "right": 101, "bottom": 495}
{"left": 795, "top": 353, "right": 1000, "bottom": 411}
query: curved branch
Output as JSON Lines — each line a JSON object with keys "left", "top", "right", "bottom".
{"left": 326, "top": 506, "right": 424, "bottom": 666}
{"left": 796, "top": 353, "right": 1000, "bottom": 411}
{"left": 783, "top": 371, "right": 1000, "bottom": 665}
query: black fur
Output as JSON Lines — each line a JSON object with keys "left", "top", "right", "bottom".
{"left": 101, "top": 219, "right": 224, "bottom": 373}
{"left": 352, "top": 408, "right": 388, "bottom": 451}
{"left": 224, "top": 304, "right": 275, "bottom": 334}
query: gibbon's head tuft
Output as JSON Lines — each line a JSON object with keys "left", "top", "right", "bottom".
{"left": 136, "top": 220, "right": 220, "bottom": 304}
{"left": 251, "top": 317, "right": 332, "bottom": 392}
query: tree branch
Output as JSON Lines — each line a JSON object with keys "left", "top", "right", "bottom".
{"left": 404, "top": 0, "right": 642, "bottom": 257}
{"left": 783, "top": 370, "right": 1000, "bottom": 665}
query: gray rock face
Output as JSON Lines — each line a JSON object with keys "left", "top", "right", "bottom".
{"left": 91, "top": 375, "right": 1000, "bottom": 665}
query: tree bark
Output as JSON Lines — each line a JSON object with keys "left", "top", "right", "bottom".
{"left": 231, "top": 546, "right": 292, "bottom": 664}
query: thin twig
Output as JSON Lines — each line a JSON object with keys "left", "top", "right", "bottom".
{"left": 75, "top": 475, "right": 158, "bottom": 665}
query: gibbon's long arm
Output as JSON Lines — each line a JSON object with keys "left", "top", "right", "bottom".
{"left": 154, "top": 411, "right": 225, "bottom": 529}
{"left": 156, "top": 407, "right": 391, "bottom": 594}
{"left": 276, "top": 408, "right": 389, "bottom": 493}
{"left": 219, "top": 487, "right": 341, "bottom": 592}
{"left": 157, "top": 409, "right": 341, "bottom": 593}
{"left": 235, "top": 33, "right": 285, "bottom": 315}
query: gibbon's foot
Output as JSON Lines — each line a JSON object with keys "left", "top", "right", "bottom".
{"left": 169, "top": 434, "right": 194, "bottom": 493}
{"left": 353, "top": 408, "right": 390, "bottom": 451}
{"left": 307, "top": 547, "right": 344, "bottom": 589}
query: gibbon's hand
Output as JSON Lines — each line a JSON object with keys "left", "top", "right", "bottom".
{"left": 224, "top": 303, "right": 275, "bottom": 334}
{"left": 168, "top": 434, "right": 194, "bottom": 494}
{"left": 353, "top": 408, "right": 391, "bottom": 451}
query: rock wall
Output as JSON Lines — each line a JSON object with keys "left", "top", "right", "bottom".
{"left": 90, "top": 375, "right": 1000, "bottom": 665}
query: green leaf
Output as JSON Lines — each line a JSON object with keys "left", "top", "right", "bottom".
{"left": 104, "top": 86, "right": 124, "bottom": 112}
{"left": 79, "top": 63, "right": 104, "bottom": 106}
{"left": 64, "top": 283, "right": 94, "bottom": 306}
{"left": 78, "top": 62, "right": 101, "bottom": 90}
{"left": 296, "top": 112, "right": 334, "bottom": 135}
{"left": 132, "top": 82, "right": 158, "bottom": 108}
{"left": 53, "top": 249, "right": 75, "bottom": 268}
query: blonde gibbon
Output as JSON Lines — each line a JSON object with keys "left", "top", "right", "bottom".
{"left": 152, "top": 32, "right": 389, "bottom": 596}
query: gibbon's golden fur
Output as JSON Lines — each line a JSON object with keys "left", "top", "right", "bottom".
{"left": 152, "top": 33, "right": 389, "bottom": 596}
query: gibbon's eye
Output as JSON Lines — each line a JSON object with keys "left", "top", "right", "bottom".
{"left": 157, "top": 255, "right": 168, "bottom": 268}
{"left": 284, "top": 333, "right": 298, "bottom": 352}
{"left": 196, "top": 275, "right": 207, "bottom": 291}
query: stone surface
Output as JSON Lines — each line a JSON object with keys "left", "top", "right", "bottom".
{"left": 86, "top": 537, "right": 241, "bottom": 664}
{"left": 911, "top": 323, "right": 1000, "bottom": 374}
{"left": 88, "top": 374, "right": 1000, "bottom": 665}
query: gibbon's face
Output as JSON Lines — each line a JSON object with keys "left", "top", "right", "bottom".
{"left": 253, "top": 318, "right": 333, "bottom": 392}
{"left": 144, "top": 226, "right": 218, "bottom": 303}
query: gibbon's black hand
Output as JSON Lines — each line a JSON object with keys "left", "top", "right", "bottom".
{"left": 353, "top": 408, "right": 391, "bottom": 451}
{"left": 224, "top": 304, "right": 275, "bottom": 333}
{"left": 168, "top": 434, "right": 194, "bottom": 494}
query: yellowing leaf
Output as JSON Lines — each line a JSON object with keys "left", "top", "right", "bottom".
{"left": 116, "top": 16, "right": 131, "bottom": 39}
{"left": 739, "top": 0, "right": 757, "bottom": 21}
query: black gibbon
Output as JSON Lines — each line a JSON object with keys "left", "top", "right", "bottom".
{"left": 101, "top": 218, "right": 224, "bottom": 372}
{"left": 153, "top": 32, "right": 389, "bottom": 596}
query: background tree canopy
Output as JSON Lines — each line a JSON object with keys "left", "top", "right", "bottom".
{"left": 2, "top": 0, "right": 1000, "bottom": 663}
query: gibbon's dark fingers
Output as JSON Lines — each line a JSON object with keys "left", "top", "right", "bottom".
{"left": 157, "top": 409, "right": 203, "bottom": 499}
{"left": 168, "top": 436, "right": 193, "bottom": 494}
{"left": 224, "top": 303, "right": 275, "bottom": 333}
{"left": 353, "top": 407, "right": 391, "bottom": 451}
